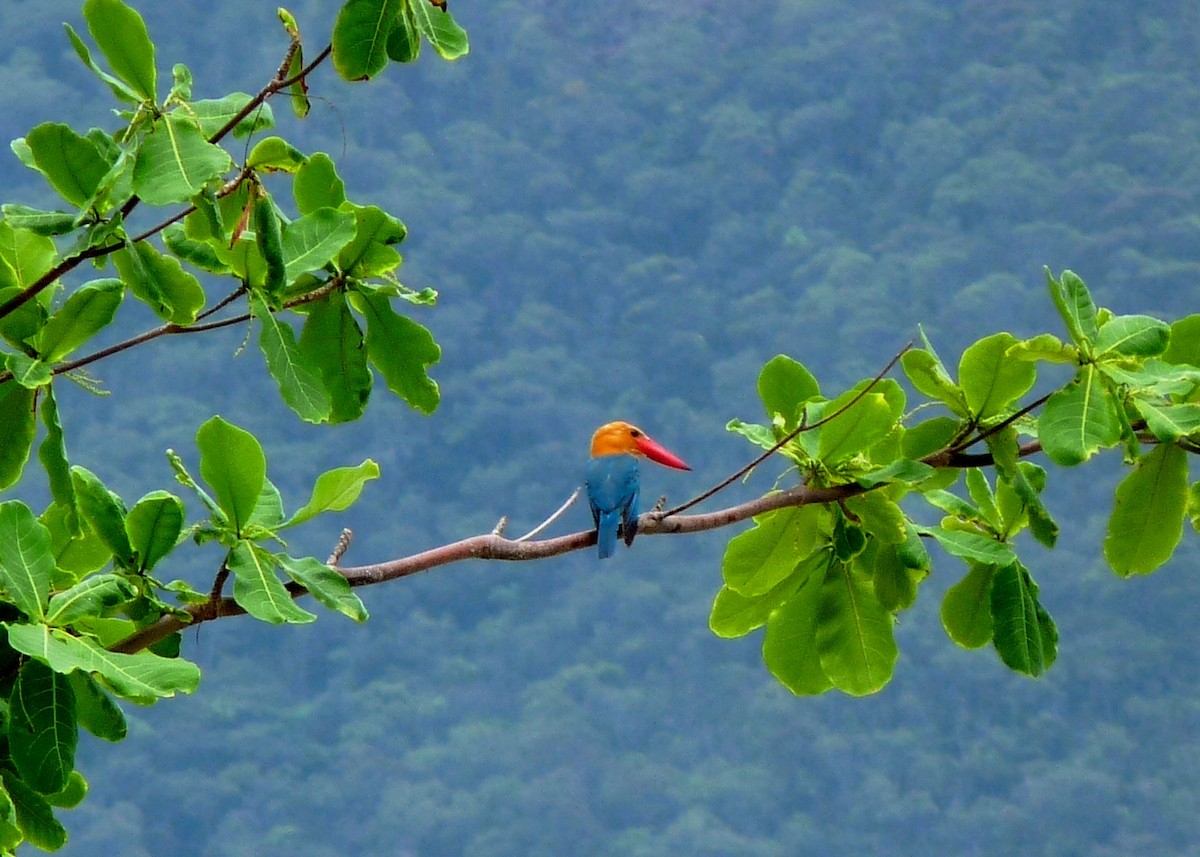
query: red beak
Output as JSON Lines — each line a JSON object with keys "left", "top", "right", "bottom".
{"left": 635, "top": 435, "right": 691, "bottom": 470}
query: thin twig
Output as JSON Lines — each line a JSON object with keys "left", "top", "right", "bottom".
{"left": 516, "top": 488, "right": 581, "bottom": 542}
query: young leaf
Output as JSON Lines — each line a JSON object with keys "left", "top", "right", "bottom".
{"left": 1045, "top": 268, "right": 1098, "bottom": 346}
{"left": 815, "top": 559, "right": 897, "bottom": 696}
{"left": 45, "top": 574, "right": 135, "bottom": 628}
{"left": 132, "top": 116, "right": 233, "bottom": 206}
{"left": 920, "top": 525, "right": 1017, "bottom": 567}
{"left": 253, "top": 196, "right": 287, "bottom": 296}
{"left": 901, "top": 348, "right": 968, "bottom": 416}
{"left": 162, "top": 222, "right": 228, "bottom": 274}
{"left": 23, "top": 123, "right": 114, "bottom": 208}
{"left": 247, "top": 137, "right": 307, "bottom": 173}
{"left": 294, "top": 154, "right": 347, "bottom": 215}
{"left": 37, "top": 389, "right": 78, "bottom": 536}
{"left": 188, "top": 94, "right": 275, "bottom": 139}
{"left": 278, "top": 554, "right": 368, "bottom": 622}
{"left": 941, "top": 562, "right": 995, "bottom": 649}
{"left": 332, "top": 0, "right": 401, "bottom": 81}
{"left": 82, "top": 0, "right": 157, "bottom": 101}
{"left": 985, "top": 429, "right": 1058, "bottom": 548}
{"left": 4, "top": 623, "right": 200, "bottom": 700}
{"left": 957, "top": 332, "right": 1037, "bottom": 419}
{"left": 990, "top": 561, "right": 1057, "bottom": 677}
{"left": 252, "top": 297, "right": 333, "bottom": 424}
{"left": 408, "top": 0, "right": 469, "bottom": 60}
{"left": 816, "top": 391, "right": 898, "bottom": 465}
{"left": 721, "top": 506, "right": 821, "bottom": 597}
{"left": 283, "top": 459, "right": 380, "bottom": 528}
{"left": 1037, "top": 365, "right": 1122, "bottom": 466}
{"left": 1104, "top": 442, "right": 1188, "bottom": 576}
{"left": 0, "top": 384, "right": 36, "bottom": 490}
{"left": 125, "top": 491, "right": 185, "bottom": 574}
{"left": 71, "top": 466, "right": 135, "bottom": 568}
{"left": 5, "top": 354, "right": 51, "bottom": 389}
{"left": 196, "top": 416, "right": 267, "bottom": 534}
{"left": 298, "top": 292, "right": 373, "bottom": 423}
{"left": 35, "top": 279, "right": 123, "bottom": 362}
{"left": 757, "top": 354, "right": 820, "bottom": 429}
{"left": 0, "top": 502, "right": 54, "bottom": 621}
{"left": 762, "top": 567, "right": 832, "bottom": 696}
{"left": 356, "top": 291, "right": 440, "bottom": 414}
{"left": 227, "top": 542, "right": 316, "bottom": 625}
{"left": 1007, "top": 332, "right": 1077, "bottom": 364}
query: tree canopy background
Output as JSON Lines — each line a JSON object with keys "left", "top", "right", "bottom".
{"left": 3, "top": 1, "right": 1200, "bottom": 854}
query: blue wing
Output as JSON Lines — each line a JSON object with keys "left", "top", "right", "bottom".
{"left": 586, "top": 454, "right": 640, "bottom": 559}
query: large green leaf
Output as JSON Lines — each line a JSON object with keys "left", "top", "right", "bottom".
{"left": 1046, "top": 268, "right": 1098, "bottom": 345}
{"left": 282, "top": 208, "right": 357, "bottom": 281}
{"left": 408, "top": 0, "right": 469, "bottom": 60}
{"left": 0, "top": 221, "right": 56, "bottom": 290}
{"left": 113, "top": 241, "right": 207, "bottom": 324}
{"left": 4, "top": 623, "right": 200, "bottom": 700}
{"left": 35, "top": 279, "right": 123, "bottom": 362}
{"left": 125, "top": 491, "right": 184, "bottom": 574}
{"left": 63, "top": 23, "right": 141, "bottom": 104}
{"left": 196, "top": 416, "right": 266, "bottom": 534}
{"left": 294, "top": 154, "right": 347, "bottom": 215}
{"left": 8, "top": 659, "right": 76, "bottom": 794}
{"left": 757, "top": 354, "right": 819, "bottom": 429}
{"left": 990, "top": 561, "right": 1057, "bottom": 677}
{"left": 710, "top": 549, "right": 823, "bottom": 639}
{"left": 0, "top": 502, "right": 53, "bottom": 621}
{"left": 1094, "top": 314, "right": 1170, "bottom": 359}
{"left": 817, "top": 381, "right": 904, "bottom": 464}
{"left": 278, "top": 554, "right": 368, "bottom": 622}
{"left": 762, "top": 569, "right": 832, "bottom": 696}
{"left": 1164, "top": 313, "right": 1200, "bottom": 366}
{"left": 71, "top": 466, "right": 135, "bottom": 568}
{"left": 132, "top": 116, "right": 232, "bottom": 206}
{"left": 22, "top": 123, "right": 113, "bottom": 208}
{"left": 940, "top": 562, "right": 995, "bottom": 649}
{"left": 920, "top": 525, "right": 1017, "bottom": 567}
{"left": 0, "top": 205, "right": 77, "bottom": 238}
{"left": 188, "top": 94, "right": 274, "bottom": 139}
{"left": 957, "top": 332, "right": 1037, "bottom": 419}
{"left": 1132, "top": 399, "right": 1200, "bottom": 444}
{"left": 332, "top": 0, "right": 401, "bottom": 81}
{"left": 721, "top": 506, "right": 821, "bottom": 597}
{"left": 1037, "top": 365, "right": 1122, "bottom": 465}
{"left": 82, "top": 0, "right": 156, "bottom": 101}
{"left": 815, "top": 559, "right": 897, "bottom": 696}
{"left": 284, "top": 459, "right": 380, "bottom": 528}
{"left": 0, "top": 384, "right": 36, "bottom": 490}
{"left": 356, "top": 291, "right": 440, "bottom": 414}
{"left": 338, "top": 205, "right": 407, "bottom": 276}
{"left": 45, "top": 574, "right": 135, "bottom": 628}
{"left": 1104, "top": 442, "right": 1188, "bottom": 576}
{"left": 386, "top": 0, "right": 421, "bottom": 63}
{"left": 228, "top": 542, "right": 316, "bottom": 625}
{"left": 298, "top": 292, "right": 373, "bottom": 423}
{"left": 67, "top": 672, "right": 126, "bottom": 742}
{"left": 3, "top": 768, "right": 66, "bottom": 851}
{"left": 252, "top": 297, "right": 333, "bottom": 424}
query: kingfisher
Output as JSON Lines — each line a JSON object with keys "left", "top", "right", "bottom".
{"left": 585, "top": 421, "right": 690, "bottom": 559}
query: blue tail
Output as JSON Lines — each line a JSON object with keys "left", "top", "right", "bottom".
{"left": 596, "top": 509, "right": 621, "bottom": 559}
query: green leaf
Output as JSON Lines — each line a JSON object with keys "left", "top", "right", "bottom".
{"left": 9, "top": 658, "right": 77, "bottom": 795}
{"left": 332, "top": 0, "right": 401, "bottom": 81}
{"left": 298, "top": 292, "right": 373, "bottom": 423}
{"left": 757, "top": 354, "right": 819, "bottom": 428}
{"left": 228, "top": 542, "right": 316, "bottom": 625}
{"left": 284, "top": 459, "right": 380, "bottom": 528}
{"left": 63, "top": 23, "right": 141, "bottom": 104}
{"left": 41, "top": 504, "right": 110, "bottom": 579}
{"left": 762, "top": 567, "right": 832, "bottom": 696}
{"left": 189, "top": 94, "right": 274, "bottom": 139}
{"left": 162, "top": 222, "right": 228, "bottom": 274}
{"left": 125, "top": 491, "right": 184, "bottom": 574}
{"left": 113, "top": 240, "right": 207, "bottom": 324}
{"left": 23, "top": 123, "right": 114, "bottom": 208}
{"left": 1163, "top": 314, "right": 1200, "bottom": 366}
{"left": 254, "top": 196, "right": 287, "bottom": 296}
{"left": 844, "top": 491, "right": 906, "bottom": 544}
{"left": 282, "top": 208, "right": 357, "bottom": 281}
{"left": 196, "top": 416, "right": 266, "bottom": 534}
{"left": 964, "top": 468, "right": 1000, "bottom": 530}
{"left": 1133, "top": 398, "right": 1200, "bottom": 445}
{"left": 722, "top": 506, "right": 821, "bottom": 597}
{"left": 294, "top": 154, "right": 347, "bottom": 215}
{"left": 82, "top": 0, "right": 157, "bottom": 101}
{"left": 4, "top": 623, "right": 200, "bottom": 699}
{"left": 941, "top": 562, "right": 995, "bottom": 649}
{"left": 920, "top": 525, "right": 1017, "bottom": 567}
{"left": 0, "top": 383, "right": 36, "bottom": 490}
{"left": 247, "top": 136, "right": 307, "bottom": 173}
{"left": 132, "top": 116, "right": 233, "bottom": 206}
{"left": 868, "top": 533, "right": 927, "bottom": 613}
{"left": 1037, "top": 365, "right": 1122, "bottom": 466}
{"left": 854, "top": 458, "right": 935, "bottom": 487}
{"left": 958, "top": 332, "right": 1037, "bottom": 419}
{"left": 5, "top": 353, "right": 51, "bottom": 389}
{"left": 1006, "top": 332, "right": 1077, "bottom": 364}
{"left": 46, "top": 771, "right": 87, "bottom": 809}
{"left": 66, "top": 671, "right": 126, "bottom": 742}
{"left": 409, "top": 0, "right": 469, "bottom": 60}
{"left": 0, "top": 503, "right": 54, "bottom": 621}
{"left": 356, "top": 291, "right": 440, "bottom": 413}
{"left": 252, "top": 297, "right": 333, "bottom": 424}
{"left": 338, "top": 205, "right": 407, "bottom": 276}
{"left": 1046, "top": 267, "right": 1098, "bottom": 345}
{"left": 46, "top": 574, "right": 135, "bottom": 627}
{"left": 815, "top": 559, "right": 897, "bottom": 696}
{"left": 991, "top": 561, "right": 1057, "bottom": 677}
{"left": 985, "top": 429, "right": 1058, "bottom": 548}
{"left": 817, "top": 380, "right": 904, "bottom": 464}
{"left": 3, "top": 769, "right": 66, "bottom": 851}
{"left": 35, "top": 278, "right": 123, "bottom": 362}
{"left": 71, "top": 466, "right": 135, "bottom": 568}
{"left": 0, "top": 222, "right": 57, "bottom": 290}
{"left": 248, "top": 479, "right": 286, "bottom": 529}
{"left": 1104, "top": 442, "right": 1188, "bottom": 576}
{"left": 1094, "top": 314, "right": 1171, "bottom": 359}
{"left": 278, "top": 554, "right": 368, "bottom": 622}
{"left": 38, "top": 388, "right": 78, "bottom": 536}
{"left": 386, "top": 0, "right": 421, "bottom": 62}
{"left": 901, "top": 348, "right": 968, "bottom": 416}
{"left": 0, "top": 205, "right": 78, "bottom": 237}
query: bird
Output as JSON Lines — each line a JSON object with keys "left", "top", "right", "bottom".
{"left": 585, "top": 421, "right": 690, "bottom": 559}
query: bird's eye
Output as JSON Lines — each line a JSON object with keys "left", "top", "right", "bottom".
{"left": 630, "top": 429, "right": 642, "bottom": 438}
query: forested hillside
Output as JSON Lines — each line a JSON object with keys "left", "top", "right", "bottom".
{"left": 3, "top": 1, "right": 1200, "bottom": 854}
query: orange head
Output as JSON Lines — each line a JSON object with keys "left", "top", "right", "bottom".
{"left": 589, "top": 421, "right": 690, "bottom": 470}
